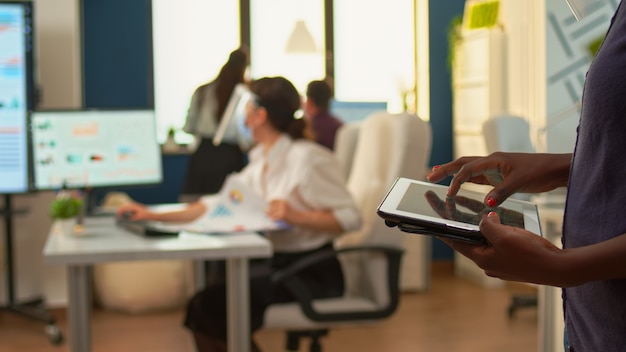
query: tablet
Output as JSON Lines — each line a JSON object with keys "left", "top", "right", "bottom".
{"left": 377, "top": 177, "right": 542, "bottom": 245}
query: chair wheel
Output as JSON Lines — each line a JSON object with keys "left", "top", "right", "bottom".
{"left": 45, "top": 324, "right": 64, "bottom": 345}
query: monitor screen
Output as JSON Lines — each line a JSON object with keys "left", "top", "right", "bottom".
{"left": 31, "top": 110, "right": 163, "bottom": 190}
{"left": 330, "top": 100, "right": 388, "bottom": 123}
{"left": 0, "top": 1, "right": 34, "bottom": 194}
{"left": 212, "top": 83, "right": 254, "bottom": 151}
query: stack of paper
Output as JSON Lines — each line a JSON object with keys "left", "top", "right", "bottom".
{"left": 181, "top": 176, "right": 289, "bottom": 234}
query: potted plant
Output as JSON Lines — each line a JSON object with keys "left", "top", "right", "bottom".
{"left": 49, "top": 191, "right": 83, "bottom": 235}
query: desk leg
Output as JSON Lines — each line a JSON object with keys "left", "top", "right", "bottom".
{"left": 67, "top": 265, "right": 92, "bottom": 352}
{"left": 226, "top": 258, "right": 249, "bottom": 352}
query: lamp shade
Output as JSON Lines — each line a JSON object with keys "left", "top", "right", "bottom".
{"left": 285, "top": 20, "right": 317, "bottom": 53}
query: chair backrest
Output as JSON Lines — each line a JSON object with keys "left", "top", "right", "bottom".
{"left": 333, "top": 121, "right": 362, "bottom": 182}
{"left": 335, "top": 111, "right": 432, "bottom": 307}
{"left": 482, "top": 115, "right": 535, "bottom": 154}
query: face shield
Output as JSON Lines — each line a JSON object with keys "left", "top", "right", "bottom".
{"left": 566, "top": 0, "right": 607, "bottom": 21}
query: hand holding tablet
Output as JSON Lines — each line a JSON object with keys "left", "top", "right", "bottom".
{"left": 377, "top": 178, "right": 542, "bottom": 245}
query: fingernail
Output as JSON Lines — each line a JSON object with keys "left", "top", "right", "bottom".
{"left": 432, "top": 165, "right": 440, "bottom": 171}
{"left": 488, "top": 211, "right": 497, "bottom": 217}
{"left": 487, "top": 197, "right": 496, "bottom": 207}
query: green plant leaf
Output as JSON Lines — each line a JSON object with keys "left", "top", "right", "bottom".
{"left": 49, "top": 197, "right": 83, "bottom": 219}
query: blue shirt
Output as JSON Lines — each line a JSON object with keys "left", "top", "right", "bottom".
{"left": 563, "top": 1, "right": 626, "bottom": 350}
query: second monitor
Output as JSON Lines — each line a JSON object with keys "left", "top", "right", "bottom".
{"left": 30, "top": 109, "right": 163, "bottom": 190}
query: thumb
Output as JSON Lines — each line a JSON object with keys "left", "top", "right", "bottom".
{"left": 479, "top": 211, "right": 501, "bottom": 243}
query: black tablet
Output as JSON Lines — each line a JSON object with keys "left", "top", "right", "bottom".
{"left": 377, "top": 177, "right": 542, "bottom": 245}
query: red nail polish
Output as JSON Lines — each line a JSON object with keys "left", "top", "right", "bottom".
{"left": 488, "top": 211, "right": 497, "bottom": 217}
{"left": 487, "top": 197, "right": 496, "bottom": 207}
{"left": 432, "top": 165, "right": 440, "bottom": 171}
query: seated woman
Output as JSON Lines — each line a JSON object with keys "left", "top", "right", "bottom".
{"left": 116, "top": 76, "right": 362, "bottom": 352}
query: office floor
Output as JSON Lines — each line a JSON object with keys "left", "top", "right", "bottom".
{"left": 0, "top": 263, "right": 539, "bottom": 352}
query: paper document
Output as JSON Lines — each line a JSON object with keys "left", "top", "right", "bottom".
{"left": 181, "top": 175, "right": 289, "bottom": 234}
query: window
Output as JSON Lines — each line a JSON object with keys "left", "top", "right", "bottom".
{"left": 334, "top": 0, "right": 416, "bottom": 113}
{"left": 152, "top": 0, "right": 240, "bottom": 143}
{"left": 249, "top": 0, "right": 325, "bottom": 93}
{"left": 152, "top": 0, "right": 419, "bottom": 142}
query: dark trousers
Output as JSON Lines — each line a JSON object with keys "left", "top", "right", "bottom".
{"left": 183, "top": 243, "right": 343, "bottom": 340}
{"left": 182, "top": 139, "right": 245, "bottom": 195}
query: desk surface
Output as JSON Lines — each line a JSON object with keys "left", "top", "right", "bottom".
{"left": 43, "top": 217, "right": 272, "bottom": 265}
{"left": 42, "top": 216, "right": 270, "bottom": 352}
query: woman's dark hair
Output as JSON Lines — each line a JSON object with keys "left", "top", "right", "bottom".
{"left": 215, "top": 47, "right": 249, "bottom": 121}
{"left": 250, "top": 76, "right": 306, "bottom": 140}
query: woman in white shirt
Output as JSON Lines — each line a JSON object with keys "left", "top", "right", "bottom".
{"left": 117, "top": 76, "right": 361, "bottom": 352}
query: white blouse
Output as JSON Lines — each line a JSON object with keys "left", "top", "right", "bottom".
{"left": 182, "top": 82, "right": 218, "bottom": 138}
{"left": 210, "top": 134, "right": 361, "bottom": 252}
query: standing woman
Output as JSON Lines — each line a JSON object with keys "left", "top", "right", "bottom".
{"left": 182, "top": 47, "right": 249, "bottom": 198}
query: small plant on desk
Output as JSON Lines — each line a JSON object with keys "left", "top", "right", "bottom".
{"left": 49, "top": 192, "right": 83, "bottom": 219}
{"left": 49, "top": 191, "right": 83, "bottom": 235}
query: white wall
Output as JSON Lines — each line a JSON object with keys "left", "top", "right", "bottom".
{"left": 500, "top": 0, "right": 546, "bottom": 151}
{"left": 33, "top": 0, "right": 82, "bottom": 109}
{"left": 0, "top": 0, "right": 81, "bottom": 308}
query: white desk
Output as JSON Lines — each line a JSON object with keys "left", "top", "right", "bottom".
{"left": 43, "top": 217, "right": 272, "bottom": 352}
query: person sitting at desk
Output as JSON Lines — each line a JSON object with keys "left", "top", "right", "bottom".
{"left": 303, "top": 79, "right": 343, "bottom": 150}
{"left": 117, "top": 76, "right": 361, "bottom": 352}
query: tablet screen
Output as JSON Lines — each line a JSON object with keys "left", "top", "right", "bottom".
{"left": 396, "top": 181, "right": 526, "bottom": 229}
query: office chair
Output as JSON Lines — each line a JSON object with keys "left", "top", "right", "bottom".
{"left": 482, "top": 115, "right": 539, "bottom": 317}
{"left": 334, "top": 119, "right": 431, "bottom": 293}
{"left": 482, "top": 114, "right": 535, "bottom": 154}
{"left": 333, "top": 121, "right": 362, "bottom": 182}
{"left": 262, "top": 112, "right": 433, "bottom": 351}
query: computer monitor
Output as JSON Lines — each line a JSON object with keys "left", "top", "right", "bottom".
{"left": 330, "top": 100, "right": 388, "bottom": 123}
{"left": 0, "top": 1, "right": 35, "bottom": 194}
{"left": 30, "top": 110, "right": 163, "bottom": 190}
{"left": 212, "top": 83, "right": 255, "bottom": 151}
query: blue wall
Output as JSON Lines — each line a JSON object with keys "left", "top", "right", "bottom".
{"left": 81, "top": 0, "right": 464, "bottom": 260}
{"left": 428, "top": 0, "right": 466, "bottom": 260}
{"left": 82, "top": 0, "right": 175, "bottom": 205}
{"left": 82, "top": 0, "right": 153, "bottom": 108}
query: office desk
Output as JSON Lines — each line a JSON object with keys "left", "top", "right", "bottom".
{"left": 43, "top": 217, "right": 272, "bottom": 352}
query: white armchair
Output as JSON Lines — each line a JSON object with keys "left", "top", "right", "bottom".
{"left": 482, "top": 115, "right": 535, "bottom": 154}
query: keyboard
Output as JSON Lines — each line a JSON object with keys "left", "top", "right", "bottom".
{"left": 116, "top": 219, "right": 180, "bottom": 238}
